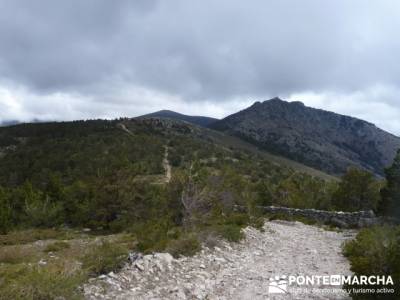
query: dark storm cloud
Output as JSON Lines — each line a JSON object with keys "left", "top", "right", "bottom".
{"left": 0, "top": 0, "right": 400, "bottom": 133}
{"left": 0, "top": 0, "right": 158, "bottom": 91}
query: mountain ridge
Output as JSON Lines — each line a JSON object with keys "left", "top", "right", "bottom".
{"left": 210, "top": 97, "right": 400, "bottom": 175}
{"left": 138, "top": 110, "right": 218, "bottom": 127}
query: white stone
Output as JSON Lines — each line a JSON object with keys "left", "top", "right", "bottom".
{"left": 154, "top": 252, "right": 174, "bottom": 265}
{"left": 135, "top": 262, "right": 145, "bottom": 271}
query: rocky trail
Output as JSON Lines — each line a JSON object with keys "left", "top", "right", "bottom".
{"left": 84, "top": 221, "right": 356, "bottom": 300}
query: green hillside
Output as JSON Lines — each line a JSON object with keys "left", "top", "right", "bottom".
{"left": 0, "top": 117, "right": 339, "bottom": 233}
{"left": 0, "top": 117, "right": 387, "bottom": 299}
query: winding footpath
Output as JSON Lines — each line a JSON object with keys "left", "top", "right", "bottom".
{"left": 84, "top": 221, "right": 356, "bottom": 300}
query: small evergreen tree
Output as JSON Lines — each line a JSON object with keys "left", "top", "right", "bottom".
{"left": 379, "top": 149, "right": 400, "bottom": 217}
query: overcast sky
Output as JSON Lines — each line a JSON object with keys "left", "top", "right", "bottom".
{"left": 0, "top": 1, "right": 400, "bottom": 135}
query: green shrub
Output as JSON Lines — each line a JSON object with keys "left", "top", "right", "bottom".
{"left": 82, "top": 241, "right": 128, "bottom": 276}
{"left": 250, "top": 217, "right": 265, "bottom": 230}
{"left": 133, "top": 221, "right": 170, "bottom": 253}
{"left": 166, "top": 235, "right": 201, "bottom": 257}
{"left": 216, "top": 224, "right": 244, "bottom": 242}
{"left": 226, "top": 213, "right": 250, "bottom": 226}
{"left": 343, "top": 226, "right": 400, "bottom": 299}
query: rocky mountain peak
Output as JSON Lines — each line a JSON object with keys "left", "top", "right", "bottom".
{"left": 210, "top": 99, "right": 400, "bottom": 175}
{"left": 266, "top": 96, "right": 283, "bottom": 102}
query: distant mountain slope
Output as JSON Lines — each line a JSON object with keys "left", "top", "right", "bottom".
{"left": 210, "top": 97, "right": 400, "bottom": 175}
{"left": 139, "top": 110, "right": 218, "bottom": 127}
{"left": 0, "top": 119, "right": 46, "bottom": 127}
{"left": 0, "top": 120, "right": 20, "bottom": 127}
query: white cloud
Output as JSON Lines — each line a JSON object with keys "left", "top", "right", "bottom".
{"left": 1, "top": 1, "right": 400, "bottom": 136}
{"left": 0, "top": 82, "right": 253, "bottom": 123}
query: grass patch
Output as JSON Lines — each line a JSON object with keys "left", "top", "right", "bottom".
{"left": 0, "top": 231, "right": 133, "bottom": 299}
{"left": 0, "top": 228, "right": 75, "bottom": 246}
{"left": 0, "top": 246, "right": 38, "bottom": 264}
{"left": 44, "top": 241, "right": 70, "bottom": 252}
{"left": 0, "top": 264, "right": 84, "bottom": 300}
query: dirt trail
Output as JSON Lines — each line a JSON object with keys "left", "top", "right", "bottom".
{"left": 117, "top": 123, "right": 135, "bottom": 136}
{"left": 117, "top": 123, "right": 171, "bottom": 183}
{"left": 84, "top": 221, "right": 355, "bottom": 300}
{"left": 162, "top": 145, "right": 171, "bottom": 183}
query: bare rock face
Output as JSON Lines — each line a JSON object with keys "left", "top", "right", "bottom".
{"left": 84, "top": 221, "right": 355, "bottom": 300}
{"left": 210, "top": 97, "right": 400, "bottom": 176}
